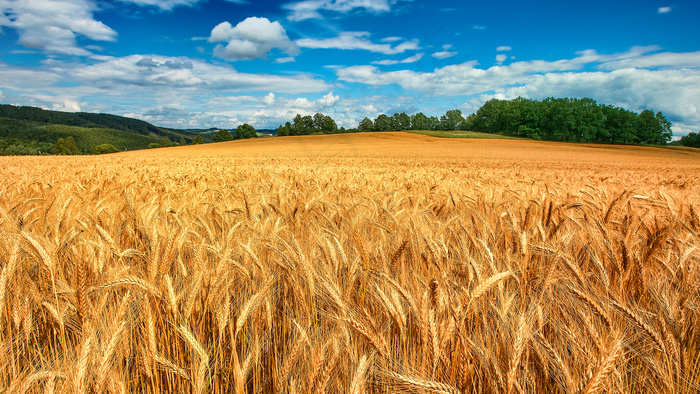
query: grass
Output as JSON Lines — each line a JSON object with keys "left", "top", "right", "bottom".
{"left": 409, "top": 129, "right": 522, "bottom": 139}
{"left": 1, "top": 132, "right": 699, "bottom": 393}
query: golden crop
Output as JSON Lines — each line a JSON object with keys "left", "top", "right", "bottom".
{"left": 1, "top": 132, "right": 699, "bottom": 393}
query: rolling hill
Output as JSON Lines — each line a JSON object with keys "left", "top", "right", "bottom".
{"left": 0, "top": 104, "right": 213, "bottom": 154}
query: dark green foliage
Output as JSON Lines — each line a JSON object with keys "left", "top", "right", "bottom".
{"left": 192, "top": 135, "right": 204, "bottom": 144}
{"left": 278, "top": 113, "right": 339, "bottom": 136}
{"left": 55, "top": 136, "right": 79, "bottom": 155}
{"left": 0, "top": 104, "right": 209, "bottom": 155}
{"left": 470, "top": 97, "right": 672, "bottom": 144}
{"left": 212, "top": 129, "right": 234, "bottom": 142}
{"left": 679, "top": 132, "right": 700, "bottom": 148}
{"left": 235, "top": 123, "right": 257, "bottom": 139}
{"left": 91, "top": 143, "right": 120, "bottom": 154}
{"left": 159, "top": 137, "right": 173, "bottom": 147}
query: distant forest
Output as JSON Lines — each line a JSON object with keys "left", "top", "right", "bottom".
{"left": 341, "top": 97, "right": 672, "bottom": 145}
{"left": 0, "top": 105, "right": 213, "bottom": 155}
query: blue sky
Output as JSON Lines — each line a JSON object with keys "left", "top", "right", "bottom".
{"left": 1, "top": 0, "right": 699, "bottom": 136}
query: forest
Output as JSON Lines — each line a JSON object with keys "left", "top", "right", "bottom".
{"left": 0, "top": 105, "right": 211, "bottom": 155}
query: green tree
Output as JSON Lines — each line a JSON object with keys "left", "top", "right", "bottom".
{"left": 159, "top": 137, "right": 173, "bottom": 147}
{"left": 374, "top": 114, "right": 392, "bottom": 131}
{"left": 192, "top": 135, "right": 204, "bottom": 144}
{"left": 358, "top": 117, "right": 374, "bottom": 132}
{"left": 212, "top": 129, "right": 234, "bottom": 142}
{"left": 54, "top": 136, "right": 79, "bottom": 155}
{"left": 235, "top": 123, "right": 257, "bottom": 139}
{"left": 679, "top": 132, "right": 700, "bottom": 148}
{"left": 179, "top": 137, "right": 186, "bottom": 146}
{"left": 92, "top": 143, "right": 119, "bottom": 154}
{"left": 411, "top": 112, "right": 428, "bottom": 130}
{"left": 392, "top": 112, "right": 411, "bottom": 130}
{"left": 321, "top": 116, "right": 337, "bottom": 133}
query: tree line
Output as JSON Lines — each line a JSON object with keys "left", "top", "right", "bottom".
{"left": 470, "top": 97, "right": 672, "bottom": 144}
{"left": 277, "top": 97, "right": 675, "bottom": 146}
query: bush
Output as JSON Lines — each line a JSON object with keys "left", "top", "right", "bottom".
{"left": 212, "top": 129, "right": 234, "bottom": 143}
{"left": 92, "top": 143, "right": 120, "bottom": 154}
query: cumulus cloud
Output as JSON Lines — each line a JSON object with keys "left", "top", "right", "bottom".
{"left": 263, "top": 92, "right": 276, "bottom": 105}
{"left": 497, "top": 46, "right": 512, "bottom": 51}
{"left": 658, "top": 6, "right": 671, "bottom": 13}
{"left": 372, "top": 53, "right": 424, "bottom": 65}
{"left": 297, "top": 32, "right": 419, "bottom": 54}
{"left": 285, "top": 0, "right": 409, "bottom": 21}
{"left": 51, "top": 99, "right": 82, "bottom": 112}
{"left": 496, "top": 54, "right": 507, "bottom": 65}
{"left": 209, "top": 17, "right": 299, "bottom": 61}
{"left": 0, "top": 0, "right": 117, "bottom": 55}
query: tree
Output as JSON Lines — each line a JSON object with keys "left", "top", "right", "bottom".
{"left": 92, "top": 143, "right": 119, "bottom": 154}
{"left": 321, "top": 116, "right": 337, "bottom": 133}
{"left": 54, "top": 136, "right": 78, "bottom": 155}
{"left": 192, "top": 135, "right": 204, "bottom": 144}
{"left": 277, "top": 122, "right": 292, "bottom": 136}
{"left": 679, "top": 132, "right": 700, "bottom": 148}
{"left": 159, "top": 137, "right": 173, "bottom": 147}
{"left": 358, "top": 117, "right": 374, "bottom": 132}
{"left": 313, "top": 113, "right": 326, "bottom": 132}
{"left": 179, "top": 137, "right": 186, "bottom": 146}
{"left": 392, "top": 112, "right": 411, "bottom": 131}
{"left": 374, "top": 114, "right": 392, "bottom": 131}
{"left": 411, "top": 112, "right": 428, "bottom": 130}
{"left": 235, "top": 123, "right": 257, "bottom": 139}
{"left": 212, "top": 129, "right": 234, "bottom": 142}
{"left": 440, "top": 109, "right": 465, "bottom": 131}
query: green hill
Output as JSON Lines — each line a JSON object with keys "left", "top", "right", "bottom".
{"left": 0, "top": 104, "right": 213, "bottom": 155}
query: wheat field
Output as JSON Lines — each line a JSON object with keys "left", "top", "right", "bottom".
{"left": 1, "top": 132, "right": 699, "bottom": 393}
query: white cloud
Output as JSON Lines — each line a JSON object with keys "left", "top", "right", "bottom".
{"left": 658, "top": 6, "right": 671, "bottom": 13}
{"left": 0, "top": 55, "right": 330, "bottom": 97}
{"left": 53, "top": 99, "right": 82, "bottom": 112}
{"left": 497, "top": 46, "right": 512, "bottom": 51}
{"left": 209, "top": 17, "right": 299, "bottom": 61}
{"left": 116, "top": 0, "right": 199, "bottom": 10}
{"left": 317, "top": 91, "right": 339, "bottom": 107}
{"left": 263, "top": 92, "right": 275, "bottom": 105}
{"left": 432, "top": 45, "right": 457, "bottom": 59}
{"left": 0, "top": 0, "right": 117, "bottom": 55}
{"left": 275, "top": 56, "right": 296, "bottom": 63}
{"left": 372, "top": 53, "right": 424, "bottom": 65}
{"left": 472, "top": 25, "right": 486, "bottom": 30}
{"left": 496, "top": 54, "right": 507, "bottom": 65}
{"left": 296, "top": 32, "right": 419, "bottom": 54}
{"left": 285, "top": 0, "right": 408, "bottom": 21}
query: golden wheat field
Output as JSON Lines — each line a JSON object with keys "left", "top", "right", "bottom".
{"left": 1, "top": 132, "right": 700, "bottom": 393}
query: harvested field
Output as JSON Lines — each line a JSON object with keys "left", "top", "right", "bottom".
{"left": 1, "top": 132, "right": 699, "bottom": 393}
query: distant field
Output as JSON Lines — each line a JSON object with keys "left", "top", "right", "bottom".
{"left": 409, "top": 129, "right": 520, "bottom": 139}
{"left": 1, "top": 132, "right": 699, "bottom": 393}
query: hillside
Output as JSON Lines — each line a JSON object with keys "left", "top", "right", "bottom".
{"left": 0, "top": 104, "right": 213, "bottom": 154}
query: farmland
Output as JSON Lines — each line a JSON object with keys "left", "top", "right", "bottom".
{"left": 1, "top": 132, "right": 699, "bottom": 393}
